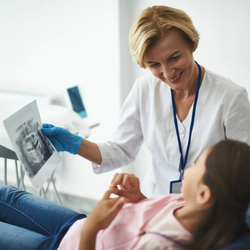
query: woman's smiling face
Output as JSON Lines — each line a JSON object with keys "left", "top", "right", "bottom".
{"left": 144, "top": 28, "right": 197, "bottom": 93}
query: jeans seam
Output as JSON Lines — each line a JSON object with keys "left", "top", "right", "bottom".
{"left": 0, "top": 201, "right": 52, "bottom": 236}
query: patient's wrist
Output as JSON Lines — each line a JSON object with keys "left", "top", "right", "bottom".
{"left": 82, "top": 219, "right": 100, "bottom": 234}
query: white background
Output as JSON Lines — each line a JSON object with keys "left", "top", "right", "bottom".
{"left": 0, "top": 0, "right": 250, "bottom": 200}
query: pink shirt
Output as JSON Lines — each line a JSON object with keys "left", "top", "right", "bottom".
{"left": 58, "top": 194, "right": 192, "bottom": 250}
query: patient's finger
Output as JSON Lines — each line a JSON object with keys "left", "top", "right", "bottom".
{"left": 122, "top": 174, "right": 132, "bottom": 191}
{"left": 111, "top": 173, "right": 136, "bottom": 189}
{"left": 123, "top": 174, "right": 139, "bottom": 191}
{"left": 109, "top": 186, "right": 119, "bottom": 196}
{"left": 102, "top": 189, "right": 112, "bottom": 200}
{"left": 110, "top": 173, "right": 125, "bottom": 187}
{"left": 111, "top": 189, "right": 134, "bottom": 201}
{"left": 110, "top": 197, "right": 126, "bottom": 213}
{"left": 110, "top": 173, "right": 119, "bottom": 186}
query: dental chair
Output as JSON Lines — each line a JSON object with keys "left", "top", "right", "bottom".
{"left": 220, "top": 206, "right": 250, "bottom": 250}
{"left": 0, "top": 144, "right": 25, "bottom": 190}
{"left": 218, "top": 230, "right": 250, "bottom": 250}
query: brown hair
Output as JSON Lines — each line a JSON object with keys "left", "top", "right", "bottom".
{"left": 192, "top": 140, "right": 250, "bottom": 250}
{"left": 129, "top": 5, "right": 199, "bottom": 68}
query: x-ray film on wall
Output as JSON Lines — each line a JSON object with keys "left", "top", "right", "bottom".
{"left": 3, "top": 100, "right": 61, "bottom": 190}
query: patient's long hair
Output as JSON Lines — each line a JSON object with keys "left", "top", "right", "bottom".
{"left": 191, "top": 140, "right": 250, "bottom": 250}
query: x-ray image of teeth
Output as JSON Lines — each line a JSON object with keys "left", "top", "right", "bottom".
{"left": 3, "top": 100, "right": 61, "bottom": 190}
{"left": 15, "top": 119, "right": 54, "bottom": 178}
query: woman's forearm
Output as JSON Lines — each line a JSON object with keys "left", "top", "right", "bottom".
{"left": 77, "top": 139, "right": 102, "bottom": 165}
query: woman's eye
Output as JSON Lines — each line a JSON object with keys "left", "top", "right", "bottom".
{"left": 170, "top": 55, "right": 180, "bottom": 61}
{"left": 149, "top": 63, "right": 159, "bottom": 68}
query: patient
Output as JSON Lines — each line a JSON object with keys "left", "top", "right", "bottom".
{"left": 0, "top": 139, "right": 250, "bottom": 250}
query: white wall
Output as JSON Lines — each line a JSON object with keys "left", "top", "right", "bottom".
{"left": 0, "top": 0, "right": 121, "bottom": 121}
{"left": 119, "top": 0, "right": 250, "bottom": 180}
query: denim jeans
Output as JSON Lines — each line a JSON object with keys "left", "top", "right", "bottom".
{"left": 0, "top": 185, "right": 87, "bottom": 250}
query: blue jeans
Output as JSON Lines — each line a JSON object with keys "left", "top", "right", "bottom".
{"left": 0, "top": 185, "right": 87, "bottom": 250}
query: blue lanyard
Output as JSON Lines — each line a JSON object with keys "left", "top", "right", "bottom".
{"left": 171, "top": 62, "right": 202, "bottom": 179}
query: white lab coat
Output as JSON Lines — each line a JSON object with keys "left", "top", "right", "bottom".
{"left": 92, "top": 68, "right": 250, "bottom": 197}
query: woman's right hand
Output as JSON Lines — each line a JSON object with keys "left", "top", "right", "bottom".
{"left": 109, "top": 173, "right": 147, "bottom": 203}
{"left": 41, "top": 123, "right": 83, "bottom": 155}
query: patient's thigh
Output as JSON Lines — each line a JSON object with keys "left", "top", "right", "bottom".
{"left": 0, "top": 221, "right": 47, "bottom": 250}
{"left": 0, "top": 185, "right": 80, "bottom": 236}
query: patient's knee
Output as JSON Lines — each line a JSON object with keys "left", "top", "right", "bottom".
{"left": 0, "top": 185, "right": 19, "bottom": 201}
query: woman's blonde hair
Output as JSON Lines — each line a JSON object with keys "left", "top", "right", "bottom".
{"left": 129, "top": 5, "right": 199, "bottom": 68}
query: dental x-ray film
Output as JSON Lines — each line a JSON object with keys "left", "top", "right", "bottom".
{"left": 3, "top": 100, "right": 61, "bottom": 190}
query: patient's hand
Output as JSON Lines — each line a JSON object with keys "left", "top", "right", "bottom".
{"left": 87, "top": 189, "right": 126, "bottom": 229}
{"left": 109, "top": 173, "right": 147, "bottom": 203}
{"left": 79, "top": 189, "right": 126, "bottom": 250}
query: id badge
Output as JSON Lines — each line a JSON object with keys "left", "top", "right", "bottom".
{"left": 170, "top": 180, "right": 182, "bottom": 194}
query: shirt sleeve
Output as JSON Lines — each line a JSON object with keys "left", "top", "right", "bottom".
{"left": 92, "top": 81, "right": 144, "bottom": 174}
{"left": 224, "top": 87, "right": 250, "bottom": 144}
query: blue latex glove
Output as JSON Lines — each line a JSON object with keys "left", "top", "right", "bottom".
{"left": 41, "top": 123, "right": 83, "bottom": 155}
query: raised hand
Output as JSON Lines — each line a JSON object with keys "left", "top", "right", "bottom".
{"left": 86, "top": 189, "right": 126, "bottom": 230}
{"left": 79, "top": 189, "right": 126, "bottom": 250}
{"left": 109, "top": 173, "right": 147, "bottom": 203}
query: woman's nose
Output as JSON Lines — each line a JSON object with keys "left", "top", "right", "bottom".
{"left": 162, "top": 65, "right": 172, "bottom": 79}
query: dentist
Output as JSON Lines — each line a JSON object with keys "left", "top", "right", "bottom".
{"left": 42, "top": 5, "right": 250, "bottom": 198}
